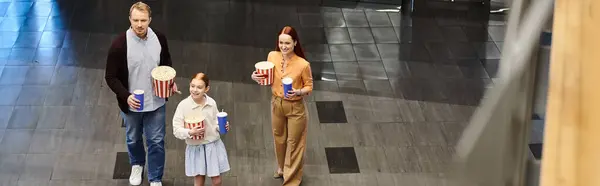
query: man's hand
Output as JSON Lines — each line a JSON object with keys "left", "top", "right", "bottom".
{"left": 127, "top": 94, "right": 141, "bottom": 109}
{"left": 172, "top": 82, "right": 182, "bottom": 94}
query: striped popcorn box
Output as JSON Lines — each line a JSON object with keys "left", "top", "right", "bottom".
{"left": 255, "top": 61, "right": 274, "bottom": 85}
{"left": 184, "top": 116, "right": 205, "bottom": 140}
{"left": 151, "top": 66, "right": 177, "bottom": 98}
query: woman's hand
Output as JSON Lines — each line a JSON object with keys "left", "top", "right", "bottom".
{"left": 188, "top": 126, "right": 205, "bottom": 139}
{"left": 286, "top": 89, "right": 303, "bottom": 97}
{"left": 251, "top": 71, "right": 266, "bottom": 84}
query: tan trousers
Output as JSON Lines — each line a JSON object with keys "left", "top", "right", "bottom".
{"left": 271, "top": 96, "right": 308, "bottom": 186}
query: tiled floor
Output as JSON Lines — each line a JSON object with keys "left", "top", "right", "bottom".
{"left": 0, "top": 0, "right": 506, "bottom": 185}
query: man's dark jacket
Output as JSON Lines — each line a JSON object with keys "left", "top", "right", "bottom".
{"left": 104, "top": 30, "right": 172, "bottom": 113}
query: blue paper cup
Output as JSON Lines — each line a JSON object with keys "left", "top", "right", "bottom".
{"left": 133, "top": 89, "right": 144, "bottom": 111}
{"left": 282, "top": 77, "right": 293, "bottom": 98}
{"left": 217, "top": 112, "right": 228, "bottom": 135}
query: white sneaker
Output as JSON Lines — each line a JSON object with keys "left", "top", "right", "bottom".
{"left": 129, "top": 165, "right": 143, "bottom": 186}
{"left": 150, "top": 182, "right": 162, "bottom": 186}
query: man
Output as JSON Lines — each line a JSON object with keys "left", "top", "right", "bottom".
{"left": 105, "top": 2, "right": 178, "bottom": 186}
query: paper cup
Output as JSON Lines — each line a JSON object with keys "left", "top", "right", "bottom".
{"left": 217, "top": 111, "right": 228, "bottom": 135}
{"left": 282, "top": 77, "right": 293, "bottom": 98}
{"left": 255, "top": 61, "right": 274, "bottom": 85}
{"left": 133, "top": 89, "right": 144, "bottom": 111}
{"left": 184, "top": 116, "right": 205, "bottom": 140}
{"left": 151, "top": 66, "right": 176, "bottom": 98}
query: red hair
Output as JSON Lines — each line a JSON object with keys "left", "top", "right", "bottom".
{"left": 275, "top": 26, "right": 306, "bottom": 59}
{"left": 191, "top": 72, "right": 209, "bottom": 87}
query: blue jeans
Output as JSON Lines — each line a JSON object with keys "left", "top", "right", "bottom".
{"left": 120, "top": 105, "right": 166, "bottom": 182}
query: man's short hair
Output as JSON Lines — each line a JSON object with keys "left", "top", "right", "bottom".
{"left": 130, "top": 1, "right": 152, "bottom": 17}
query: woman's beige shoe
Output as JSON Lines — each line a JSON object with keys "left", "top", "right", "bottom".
{"left": 273, "top": 170, "right": 283, "bottom": 179}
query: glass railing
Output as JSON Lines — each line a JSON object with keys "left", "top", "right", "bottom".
{"left": 447, "top": 0, "right": 555, "bottom": 185}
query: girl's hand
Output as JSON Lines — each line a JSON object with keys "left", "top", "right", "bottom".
{"left": 218, "top": 122, "right": 231, "bottom": 132}
{"left": 189, "top": 126, "right": 205, "bottom": 138}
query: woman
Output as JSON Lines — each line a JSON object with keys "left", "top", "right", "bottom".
{"left": 251, "top": 26, "right": 313, "bottom": 186}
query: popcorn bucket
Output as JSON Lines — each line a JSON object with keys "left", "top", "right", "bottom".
{"left": 255, "top": 61, "right": 274, "bottom": 85}
{"left": 184, "top": 115, "right": 205, "bottom": 140}
{"left": 151, "top": 66, "right": 177, "bottom": 98}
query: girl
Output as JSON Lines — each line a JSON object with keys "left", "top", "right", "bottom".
{"left": 250, "top": 26, "right": 313, "bottom": 186}
{"left": 173, "top": 73, "right": 231, "bottom": 186}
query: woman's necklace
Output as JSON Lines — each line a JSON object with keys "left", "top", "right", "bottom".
{"left": 281, "top": 54, "right": 287, "bottom": 74}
